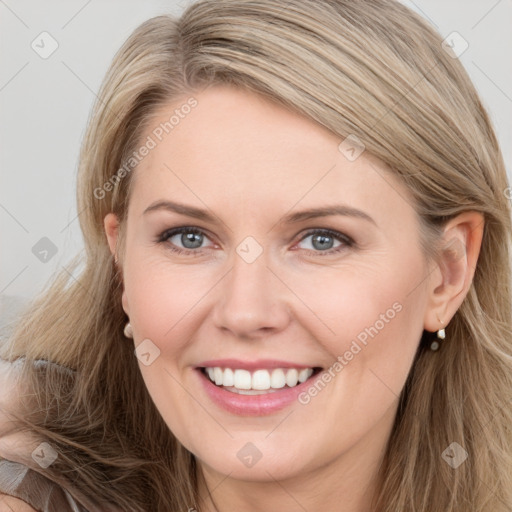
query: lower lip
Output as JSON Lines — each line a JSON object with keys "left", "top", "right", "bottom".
{"left": 196, "top": 368, "right": 322, "bottom": 416}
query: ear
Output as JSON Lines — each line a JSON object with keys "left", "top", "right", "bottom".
{"left": 423, "top": 211, "right": 485, "bottom": 332}
{"left": 104, "top": 213, "right": 130, "bottom": 316}
{"left": 104, "top": 213, "right": 120, "bottom": 258}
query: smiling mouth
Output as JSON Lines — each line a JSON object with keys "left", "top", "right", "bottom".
{"left": 200, "top": 366, "right": 323, "bottom": 394}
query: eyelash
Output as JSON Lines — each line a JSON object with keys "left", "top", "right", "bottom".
{"left": 156, "top": 226, "right": 355, "bottom": 257}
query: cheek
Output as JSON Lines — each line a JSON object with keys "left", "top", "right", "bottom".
{"left": 295, "top": 251, "right": 426, "bottom": 402}
{"left": 122, "top": 255, "right": 211, "bottom": 347}
{"left": 287, "top": 256, "right": 422, "bottom": 354}
{"left": 122, "top": 257, "right": 204, "bottom": 435}
{"left": 289, "top": 289, "right": 424, "bottom": 462}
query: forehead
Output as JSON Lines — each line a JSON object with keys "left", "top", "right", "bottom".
{"left": 127, "top": 85, "right": 415, "bottom": 227}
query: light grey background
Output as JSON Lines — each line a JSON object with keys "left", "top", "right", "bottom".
{"left": 1, "top": 0, "right": 511, "bottom": 304}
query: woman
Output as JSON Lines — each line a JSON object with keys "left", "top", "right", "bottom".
{"left": 1, "top": 0, "right": 511, "bottom": 510}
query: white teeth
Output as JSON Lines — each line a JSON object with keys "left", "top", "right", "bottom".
{"left": 270, "top": 368, "right": 286, "bottom": 389}
{"left": 236, "top": 388, "right": 278, "bottom": 395}
{"left": 298, "top": 368, "right": 310, "bottom": 383}
{"left": 223, "top": 367, "right": 234, "bottom": 387}
{"left": 285, "top": 369, "right": 299, "bottom": 387}
{"left": 252, "top": 369, "right": 270, "bottom": 390}
{"left": 214, "top": 367, "right": 223, "bottom": 386}
{"left": 204, "top": 366, "right": 314, "bottom": 391}
{"left": 234, "top": 369, "right": 252, "bottom": 390}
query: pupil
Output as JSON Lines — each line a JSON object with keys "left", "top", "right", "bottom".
{"left": 182, "top": 232, "right": 202, "bottom": 249}
{"left": 313, "top": 234, "right": 333, "bottom": 250}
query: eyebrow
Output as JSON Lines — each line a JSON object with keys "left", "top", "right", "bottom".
{"left": 142, "top": 200, "right": 377, "bottom": 226}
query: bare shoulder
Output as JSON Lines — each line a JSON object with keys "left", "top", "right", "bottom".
{"left": 0, "top": 494, "right": 38, "bottom": 511}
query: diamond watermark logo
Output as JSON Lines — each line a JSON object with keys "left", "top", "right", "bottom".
{"left": 31, "top": 31, "right": 59, "bottom": 59}
{"left": 338, "top": 134, "right": 366, "bottom": 162}
{"left": 32, "top": 442, "right": 58, "bottom": 468}
{"left": 135, "top": 339, "right": 161, "bottom": 366}
{"left": 442, "top": 442, "right": 468, "bottom": 469}
{"left": 236, "top": 442, "right": 263, "bottom": 468}
{"left": 236, "top": 236, "right": 263, "bottom": 264}
{"left": 441, "top": 32, "right": 469, "bottom": 58}
{"left": 32, "top": 237, "right": 58, "bottom": 263}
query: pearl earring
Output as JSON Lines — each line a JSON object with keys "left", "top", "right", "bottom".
{"left": 430, "top": 318, "right": 446, "bottom": 351}
{"left": 124, "top": 322, "right": 133, "bottom": 338}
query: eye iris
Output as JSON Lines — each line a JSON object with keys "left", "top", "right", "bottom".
{"left": 312, "top": 234, "right": 333, "bottom": 250}
{"left": 182, "top": 232, "right": 203, "bottom": 249}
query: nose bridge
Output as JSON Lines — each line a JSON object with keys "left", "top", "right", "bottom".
{"left": 213, "top": 238, "right": 290, "bottom": 335}
{"left": 230, "top": 242, "right": 270, "bottom": 297}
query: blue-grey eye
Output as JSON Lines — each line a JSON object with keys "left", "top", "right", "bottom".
{"left": 298, "top": 231, "right": 343, "bottom": 251}
{"left": 174, "top": 230, "right": 204, "bottom": 249}
{"left": 158, "top": 227, "right": 209, "bottom": 251}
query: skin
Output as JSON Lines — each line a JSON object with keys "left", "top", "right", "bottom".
{"left": 0, "top": 495, "right": 37, "bottom": 512}
{"left": 104, "top": 84, "right": 484, "bottom": 512}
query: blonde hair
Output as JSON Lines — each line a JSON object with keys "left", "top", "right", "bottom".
{"left": 2, "top": 0, "right": 511, "bottom": 510}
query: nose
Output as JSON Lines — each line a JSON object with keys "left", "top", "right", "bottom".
{"left": 212, "top": 249, "right": 291, "bottom": 339}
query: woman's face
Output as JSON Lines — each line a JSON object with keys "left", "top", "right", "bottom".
{"left": 105, "top": 85, "right": 433, "bottom": 484}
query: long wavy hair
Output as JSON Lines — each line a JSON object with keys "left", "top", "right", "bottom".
{"left": 2, "top": 0, "right": 511, "bottom": 510}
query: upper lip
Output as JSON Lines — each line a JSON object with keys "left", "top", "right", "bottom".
{"left": 195, "top": 359, "right": 322, "bottom": 371}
